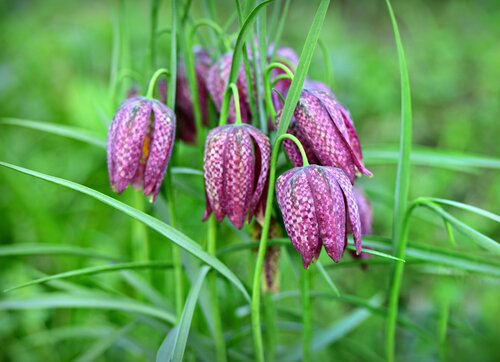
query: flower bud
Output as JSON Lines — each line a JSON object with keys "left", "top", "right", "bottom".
{"left": 203, "top": 124, "right": 271, "bottom": 228}
{"left": 107, "top": 97, "right": 176, "bottom": 202}
{"left": 275, "top": 165, "right": 362, "bottom": 268}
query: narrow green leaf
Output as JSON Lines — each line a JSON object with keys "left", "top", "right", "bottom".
{"left": 0, "top": 117, "right": 106, "bottom": 148}
{"left": 0, "top": 293, "right": 176, "bottom": 324}
{"left": 0, "top": 244, "right": 117, "bottom": 260}
{"left": 427, "top": 198, "right": 500, "bottom": 222}
{"left": 171, "top": 167, "right": 204, "bottom": 176}
{"left": 316, "top": 261, "right": 340, "bottom": 296}
{"left": 156, "top": 266, "right": 210, "bottom": 362}
{"left": 364, "top": 146, "right": 500, "bottom": 170}
{"left": 4, "top": 261, "right": 173, "bottom": 293}
{"left": 276, "top": 0, "right": 330, "bottom": 136}
{"left": 0, "top": 161, "right": 250, "bottom": 301}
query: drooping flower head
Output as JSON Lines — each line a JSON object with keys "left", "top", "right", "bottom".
{"left": 275, "top": 165, "right": 362, "bottom": 268}
{"left": 277, "top": 88, "right": 372, "bottom": 183}
{"left": 175, "top": 47, "right": 212, "bottom": 143}
{"left": 107, "top": 97, "right": 176, "bottom": 202}
{"left": 203, "top": 124, "right": 271, "bottom": 229}
{"left": 207, "top": 54, "right": 253, "bottom": 124}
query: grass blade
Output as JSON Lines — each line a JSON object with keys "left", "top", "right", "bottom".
{"left": 0, "top": 244, "right": 117, "bottom": 260}
{"left": 156, "top": 266, "right": 210, "bottom": 362}
{"left": 385, "top": 0, "right": 413, "bottom": 360}
{"left": 364, "top": 146, "right": 500, "bottom": 170}
{"left": 0, "top": 117, "right": 106, "bottom": 148}
{"left": 427, "top": 198, "right": 500, "bottom": 222}
{"left": 276, "top": 0, "right": 331, "bottom": 136}
{"left": 0, "top": 161, "right": 250, "bottom": 301}
{"left": 4, "top": 261, "right": 173, "bottom": 293}
{"left": 0, "top": 293, "right": 176, "bottom": 324}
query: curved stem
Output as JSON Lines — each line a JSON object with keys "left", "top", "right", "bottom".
{"left": 146, "top": 68, "right": 170, "bottom": 99}
{"left": 229, "top": 83, "right": 243, "bottom": 125}
{"left": 208, "top": 216, "right": 227, "bottom": 362}
{"left": 251, "top": 133, "right": 309, "bottom": 362}
{"left": 271, "top": 74, "right": 293, "bottom": 87}
{"left": 301, "top": 267, "right": 312, "bottom": 362}
{"left": 264, "top": 63, "right": 295, "bottom": 123}
{"left": 189, "top": 19, "right": 230, "bottom": 52}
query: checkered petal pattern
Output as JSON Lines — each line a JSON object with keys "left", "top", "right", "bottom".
{"left": 203, "top": 124, "right": 271, "bottom": 229}
{"left": 107, "top": 97, "right": 176, "bottom": 201}
{"left": 206, "top": 54, "right": 252, "bottom": 124}
{"left": 288, "top": 89, "right": 371, "bottom": 183}
{"left": 275, "top": 165, "right": 364, "bottom": 267}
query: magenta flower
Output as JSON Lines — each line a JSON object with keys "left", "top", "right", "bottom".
{"left": 203, "top": 124, "right": 271, "bottom": 229}
{"left": 275, "top": 165, "right": 362, "bottom": 268}
{"left": 176, "top": 48, "right": 211, "bottom": 143}
{"left": 277, "top": 88, "right": 372, "bottom": 183}
{"left": 206, "top": 54, "right": 253, "bottom": 123}
{"left": 107, "top": 97, "right": 176, "bottom": 202}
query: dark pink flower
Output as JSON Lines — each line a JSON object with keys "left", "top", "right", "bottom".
{"left": 107, "top": 97, "right": 176, "bottom": 202}
{"left": 203, "top": 124, "right": 271, "bottom": 229}
{"left": 275, "top": 165, "right": 362, "bottom": 268}
{"left": 206, "top": 54, "right": 253, "bottom": 124}
{"left": 176, "top": 48, "right": 211, "bottom": 143}
{"left": 277, "top": 89, "right": 372, "bottom": 183}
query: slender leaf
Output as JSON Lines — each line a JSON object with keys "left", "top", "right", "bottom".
{"left": 0, "top": 117, "right": 106, "bottom": 148}
{"left": 0, "top": 244, "right": 117, "bottom": 260}
{"left": 0, "top": 161, "right": 250, "bottom": 301}
{"left": 156, "top": 266, "right": 210, "bottom": 362}
{"left": 0, "top": 293, "right": 176, "bottom": 324}
{"left": 364, "top": 146, "right": 500, "bottom": 170}
{"left": 4, "top": 261, "right": 173, "bottom": 293}
{"left": 316, "top": 261, "right": 340, "bottom": 296}
{"left": 427, "top": 198, "right": 500, "bottom": 222}
{"left": 276, "top": 0, "right": 330, "bottom": 136}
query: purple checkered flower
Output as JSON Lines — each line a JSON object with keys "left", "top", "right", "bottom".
{"left": 206, "top": 54, "right": 253, "bottom": 124}
{"left": 203, "top": 124, "right": 271, "bottom": 229}
{"left": 349, "top": 186, "right": 373, "bottom": 264}
{"left": 275, "top": 165, "right": 362, "bottom": 268}
{"left": 107, "top": 97, "right": 176, "bottom": 202}
{"left": 277, "top": 88, "right": 372, "bottom": 183}
{"left": 176, "top": 48, "right": 211, "bottom": 143}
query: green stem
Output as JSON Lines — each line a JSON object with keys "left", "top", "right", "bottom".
{"left": 264, "top": 62, "right": 294, "bottom": 122}
{"left": 189, "top": 19, "right": 231, "bottom": 52}
{"left": 264, "top": 292, "right": 277, "bottom": 362}
{"left": 166, "top": 170, "right": 183, "bottom": 318}
{"left": 318, "top": 39, "right": 332, "bottom": 88}
{"left": 132, "top": 192, "right": 150, "bottom": 284}
{"left": 150, "top": 0, "right": 160, "bottom": 71}
{"left": 301, "top": 267, "right": 312, "bottom": 362}
{"left": 146, "top": 68, "right": 170, "bottom": 99}
{"left": 229, "top": 83, "right": 243, "bottom": 125}
{"left": 167, "top": 0, "right": 177, "bottom": 109}
{"left": 208, "top": 216, "right": 227, "bottom": 362}
{"left": 438, "top": 299, "right": 450, "bottom": 362}
{"left": 251, "top": 134, "right": 309, "bottom": 362}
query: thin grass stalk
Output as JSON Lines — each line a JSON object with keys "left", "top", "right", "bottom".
{"left": 251, "top": 134, "right": 309, "bottom": 362}
{"left": 301, "top": 267, "right": 312, "bottom": 362}
{"left": 150, "top": 0, "right": 160, "bottom": 71}
{"left": 132, "top": 192, "right": 150, "bottom": 283}
{"left": 385, "top": 0, "right": 413, "bottom": 360}
{"left": 264, "top": 292, "right": 277, "bottom": 362}
{"left": 208, "top": 216, "right": 227, "bottom": 362}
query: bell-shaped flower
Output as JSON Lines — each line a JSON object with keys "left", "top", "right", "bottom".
{"left": 275, "top": 165, "right": 362, "bottom": 268}
{"left": 206, "top": 54, "right": 253, "bottom": 123}
{"left": 277, "top": 88, "right": 372, "bottom": 183}
{"left": 175, "top": 48, "right": 211, "bottom": 143}
{"left": 107, "top": 97, "right": 176, "bottom": 202}
{"left": 203, "top": 124, "right": 271, "bottom": 229}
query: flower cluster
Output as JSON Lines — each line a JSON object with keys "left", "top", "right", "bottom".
{"left": 106, "top": 44, "right": 373, "bottom": 268}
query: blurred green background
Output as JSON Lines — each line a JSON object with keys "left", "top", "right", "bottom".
{"left": 0, "top": 0, "right": 499, "bottom": 361}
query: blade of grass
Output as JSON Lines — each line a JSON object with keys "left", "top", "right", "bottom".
{"left": 156, "top": 266, "right": 210, "bottom": 362}
{"left": 0, "top": 244, "right": 117, "bottom": 260}
{"left": 4, "top": 261, "right": 173, "bottom": 293}
{"left": 427, "top": 198, "right": 500, "bottom": 222}
{"left": 0, "top": 161, "right": 250, "bottom": 301}
{"left": 385, "top": 0, "right": 413, "bottom": 360}
{"left": 275, "top": 0, "right": 330, "bottom": 136}
{"left": 0, "top": 293, "right": 176, "bottom": 324}
{"left": 0, "top": 117, "right": 106, "bottom": 148}
{"left": 364, "top": 146, "right": 500, "bottom": 170}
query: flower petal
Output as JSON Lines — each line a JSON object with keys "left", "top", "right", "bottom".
{"left": 276, "top": 168, "right": 321, "bottom": 268}
{"left": 222, "top": 126, "right": 254, "bottom": 229}
{"left": 143, "top": 101, "right": 176, "bottom": 201}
